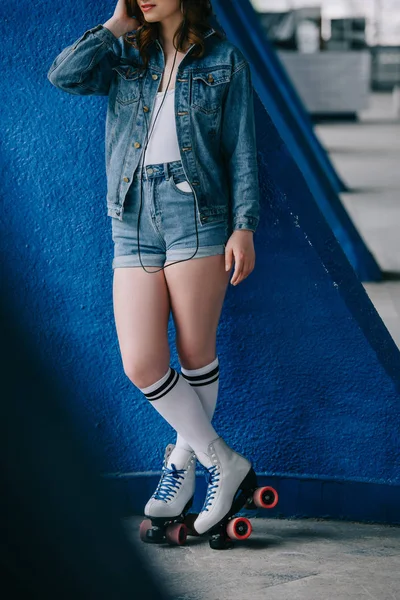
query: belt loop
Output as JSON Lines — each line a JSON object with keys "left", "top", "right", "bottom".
{"left": 164, "top": 162, "right": 170, "bottom": 181}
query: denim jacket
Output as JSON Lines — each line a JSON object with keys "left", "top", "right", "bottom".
{"left": 47, "top": 23, "right": 260, "bottom": 232}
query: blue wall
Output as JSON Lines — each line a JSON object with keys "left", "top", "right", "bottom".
{"left": 1, "top": 1, "right": 399, "bottom": 523}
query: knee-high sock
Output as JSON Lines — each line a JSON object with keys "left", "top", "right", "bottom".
{"left": 138, "top": 367, "right": 219, "bottom": 467}
{"left": 175, "top": 356, "right": 219, "bottom": 454}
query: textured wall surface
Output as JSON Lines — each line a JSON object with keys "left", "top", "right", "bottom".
{"left": 1, "top": 2, "right": 400, "bottom": 504}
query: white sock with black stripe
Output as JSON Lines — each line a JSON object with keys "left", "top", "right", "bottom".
{"left": 139, "top": 366, "right": 219, "bottom": 467}
{"left": 174, "top": 356, "right": 220, "bottom": 454}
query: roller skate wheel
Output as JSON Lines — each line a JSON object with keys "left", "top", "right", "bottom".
{"left": 165, "top": 522, "right": 188, "bottom": 546}
{"left": 226, "top": 517, "right": 252, "bottom": 540}
{"left": 253, "top": 486, "right": 278, "bottom": 509}
{"left": 139, "top": 519, "right": 152, "bottom": 542}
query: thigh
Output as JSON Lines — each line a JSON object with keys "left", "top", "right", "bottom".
{"left": 112, "top": 266, "right": 171, "bottom": 387}
{"left": 164, "top": 254, "right": 231, "bottom": 369}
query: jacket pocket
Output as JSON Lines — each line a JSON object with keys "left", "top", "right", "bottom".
{"left": 112, "top": 64, "right": 142, "bottom": 105}
{"left": 191, "top": 67, "right": 231, "bottom": 114}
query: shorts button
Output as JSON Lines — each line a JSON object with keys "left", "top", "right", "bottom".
{"left": 152, "top": 74, "right": 158, "bottom": 80}
{"left": 143, "top": 106, "right": 149, "bottom": 112}
{"left": 147, "top": 168, "right": 153, "bottom": 174}
{"left": 123, "top": 177, "right": 130, "bottom": 182}
{"left": 134, "top": 142, "right": 141, "bottom": 148}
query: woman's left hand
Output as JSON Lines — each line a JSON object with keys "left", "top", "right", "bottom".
{"left": 225, "top": 230, "right": 256, "bottom": 286}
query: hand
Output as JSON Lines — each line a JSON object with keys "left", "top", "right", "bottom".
{"left": 103, "top": 0, "right": 142, "bottom": 38}
{"left": 225, "top": 230, "right": 255, "bottom": 286}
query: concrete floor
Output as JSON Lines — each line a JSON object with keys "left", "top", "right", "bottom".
{"left": 125, "top": 516, "right": 400, "bottom": 600}
{"left": 124, "top": 94, "right": 400, "bottom": 599}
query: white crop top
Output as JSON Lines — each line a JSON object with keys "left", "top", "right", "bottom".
{"left": 143, "top": 88, "right": 181, "bottom": 166}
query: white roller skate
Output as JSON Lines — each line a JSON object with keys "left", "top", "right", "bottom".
{"left": 193, "top": 437, "right": 257, "bottom": 537}
{"left": 140, "top": 444, "right": 197, "bottom": 545}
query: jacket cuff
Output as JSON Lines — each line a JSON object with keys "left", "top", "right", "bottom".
{"left": 233, "top": 215, "right": 259, "bottom": 232}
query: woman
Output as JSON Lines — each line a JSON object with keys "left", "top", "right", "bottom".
{"left": 47, "top": 0, "right": 260, "bottom": 537}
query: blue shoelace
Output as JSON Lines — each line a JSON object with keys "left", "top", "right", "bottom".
{"left": 200, "top": 465, "right": 220, "bottom": 512}
{"left": 153, "top": 463, "right": 186, "bottom": 503}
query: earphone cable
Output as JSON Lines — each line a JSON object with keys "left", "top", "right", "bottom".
{"left": 134, "top": 19, "right": 200, "bottom": 274}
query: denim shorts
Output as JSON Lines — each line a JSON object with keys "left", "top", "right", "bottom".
{"left": 111, "top": 159, "right": 231, "bottom": 269}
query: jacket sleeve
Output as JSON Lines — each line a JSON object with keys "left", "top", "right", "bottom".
{"left": 47, "top": 24, "right": 122, "bottom": 96}
{"left": 221, "top": 60, "right": 260, "bottom": 232}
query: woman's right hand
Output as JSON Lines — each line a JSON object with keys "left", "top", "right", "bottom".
{"left": 103, "top": 0, "right": 142, "bottom": 38}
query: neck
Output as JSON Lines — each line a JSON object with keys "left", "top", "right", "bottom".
{"left": 158, "top": 15, "right": 187, "bottom": 54}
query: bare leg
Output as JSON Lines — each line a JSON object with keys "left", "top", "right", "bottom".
{"left": 112, "top": 266, "right": 171, "bottom": 388}
{"left": 164, "top": 254, "right": 230, "bottom": 369}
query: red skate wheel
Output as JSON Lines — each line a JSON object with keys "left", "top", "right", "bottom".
{"left": 139, "top": 519, "right": 152, "bottom": 542}
{"left": 165, "top": 522, "right": 188, "bottom": 546}
{"left": 226, "top": 517, "right": 252, "bottom": 540}
{"left": 253, "top": 486, "right": 278, "bottom": 509}
{"left": 184, "top": 513, "right": 200, "bottom": 536}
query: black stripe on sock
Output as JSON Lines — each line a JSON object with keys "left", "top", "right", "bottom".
{"left": 181, "top": 364, "right": 219, "bottom": 383}
{"left": 144, "top": 367, "right": 179, "bottom": 401}
{"left": 189, "top": 373, "right": 220, "bottom": 387}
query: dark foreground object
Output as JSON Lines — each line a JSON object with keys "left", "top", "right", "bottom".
{"left": 0, "top": 294, "right": 168, "bottom": 600}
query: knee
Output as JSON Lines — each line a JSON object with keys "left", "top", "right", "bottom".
{"left": 178, "top": 347, "right": 217, "bottom": 371}
{"left": 123, "top": 359, "right": 170, "bottom": 390}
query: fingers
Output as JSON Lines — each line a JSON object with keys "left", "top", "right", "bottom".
{"left": 230, "top": 253, "right": 254, "bottom": 286}
{"left": 225, "top": 246, "right": 234, "bottom": 272}
{"left": 230, "top": 251, "right": 244, "bottom": 286}
{"left": 224, "top": 232, "right": 256, "bottom": 286}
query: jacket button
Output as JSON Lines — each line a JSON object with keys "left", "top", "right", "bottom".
{"left": 202, "top": 216, "right": 208, "bottom": 222}
{"left": 152, "top": 74, "right": 158, "bottom": 80}
{"left": 143, "top": 106, "right": 149, "bottom": 112}
{"left": 123, "top": 177, "right": 130, "bottom": 182}
{"left": 134, "top": 142, "right": 141, "bottom": 148}
{"left": 208, "top": 74, "right": 214, "bottom": 83}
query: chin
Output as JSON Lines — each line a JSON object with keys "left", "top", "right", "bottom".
{"left": 143, "top": 15, "right": 160, "bottom": 23}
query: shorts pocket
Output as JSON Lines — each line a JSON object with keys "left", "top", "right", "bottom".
{"left": 169, "top": 171, "right": 194, "bottom": 195}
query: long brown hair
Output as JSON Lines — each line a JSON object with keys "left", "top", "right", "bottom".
{"left": 124, "top": 0, "right": 225, "bottom": 69}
